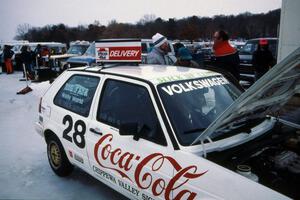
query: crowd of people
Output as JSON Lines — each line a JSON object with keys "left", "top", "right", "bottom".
{"left": 147, "top": 31, "right": 275, "bottom": 84}
{"left": 1, "top": 32, "right": 274, "bottom": 85}
{"left": 0, "top": 44, "right": 52, "bottom": 79}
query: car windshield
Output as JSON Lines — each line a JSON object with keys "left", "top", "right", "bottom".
{"left": 84, "top": 43, "right": 95, "bottom": 56}
{"left": 157, "top": 75, "right": 242, "bottom": 146}
{"left": 67, "top": 45, "right": 88, "bottom": 55}
{"left": 240, "top": 41, "right": 257, "bottom": 54}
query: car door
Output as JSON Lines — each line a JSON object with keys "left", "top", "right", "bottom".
{"left": 51, "top": 73, "right": 101, "bottom": 171}
{"left": 86, "top": 76, "right": 180, "bottom": 200}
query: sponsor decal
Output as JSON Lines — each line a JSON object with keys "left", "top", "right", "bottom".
{"left": 161, "top": 76, "right": 229, "bottom": 96}
{"left": 94, "top": 134, "right": 207, "bottom": 200}
{"left": 96, "top": 46, "right": 141, "bottom": 61}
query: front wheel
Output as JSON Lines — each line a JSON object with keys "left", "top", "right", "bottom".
{"left": 47, "top": 136, "right": 74, "bottom": 177}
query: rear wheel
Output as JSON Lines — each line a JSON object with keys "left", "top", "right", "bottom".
{"left": 47, "top": 136, "right": 74, "bottom": 177}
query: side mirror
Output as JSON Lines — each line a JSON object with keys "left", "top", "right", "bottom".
{"left": 119, "top": 123, "right": 138, "bottom": 140}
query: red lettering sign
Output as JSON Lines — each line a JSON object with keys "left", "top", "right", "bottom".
{"left": 97, "top": 46, "right": 141, "bottom": 61}
{"left": 94, "top": 134, "right": 208, "bottom": 199}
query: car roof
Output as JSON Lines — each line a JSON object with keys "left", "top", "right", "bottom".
{"left": 69, "top": 65, "right": 221, "bottom": 85}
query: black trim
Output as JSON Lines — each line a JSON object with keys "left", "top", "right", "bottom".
{"left": 96, "top": 78, "right": 168, "bottom": 147}
{"left": 83, "top": 71, "right": 180, "bottom": 150}
{"left": 153, "top": 37, "right": 166, "bottom": 46}
{"left": 102, "top": 72, "right": 180, "bottom": 150}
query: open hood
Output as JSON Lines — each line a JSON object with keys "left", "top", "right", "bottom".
{"left": 192, "top": 47, "right": 300, "bottom": 145}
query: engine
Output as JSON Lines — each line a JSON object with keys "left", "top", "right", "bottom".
{"left": 207, "top": 125, "right": 300, "bottom": 199}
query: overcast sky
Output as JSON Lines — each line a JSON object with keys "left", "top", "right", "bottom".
{"left": 0, "top": 0, "right": 281, "bottom": 41}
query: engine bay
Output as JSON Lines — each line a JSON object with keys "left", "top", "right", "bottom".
{"left": 207, "top": 124, "right": 300, "bottom": 199}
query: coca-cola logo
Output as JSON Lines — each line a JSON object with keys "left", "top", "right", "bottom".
{"left": 94, "top": 134, "right": 207, "bottom": 199}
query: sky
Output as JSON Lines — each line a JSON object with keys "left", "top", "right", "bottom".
{"left": 0, "top": 0, "right": 281, "bottom": 41}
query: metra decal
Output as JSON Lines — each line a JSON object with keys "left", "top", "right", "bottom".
{"left": 94, "top": 134, "right": 208, "bottom": 200}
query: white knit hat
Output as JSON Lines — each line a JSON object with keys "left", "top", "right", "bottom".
{"left": 152, "top": 33, "right": 167, "bottom": 47}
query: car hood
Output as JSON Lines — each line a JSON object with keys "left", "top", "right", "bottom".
{"left": 192, "top": 47, "right": 300, "bottom": 144}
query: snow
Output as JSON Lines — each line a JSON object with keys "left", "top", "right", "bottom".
{"left": 0, "top": 72, "right": 127, "bottom": 200}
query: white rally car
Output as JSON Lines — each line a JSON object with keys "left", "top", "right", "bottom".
{"left": 35, "top": 39, "right": 300, "bottom": 200}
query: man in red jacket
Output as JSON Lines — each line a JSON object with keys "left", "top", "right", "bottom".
{"left": 212, "top": 30, "right": 240, "bottom": 81}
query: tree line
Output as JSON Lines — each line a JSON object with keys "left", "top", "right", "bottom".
{"left": 15, "top": 9, "right": 280, "bottom": 44}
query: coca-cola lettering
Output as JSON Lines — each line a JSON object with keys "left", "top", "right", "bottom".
{"left": 94, "top": 134, "right": 208, "bottom": 199}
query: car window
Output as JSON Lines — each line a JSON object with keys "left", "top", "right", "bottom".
{"left": 97, "top": 79, "right": 167, "bottom": 146}
{"left": 54, "top": 75, "right": 100, "bottom": 117}
{"left": 240, "top": 41, "right": 257, "bottom": 54}
{"left": 84, "top": 43, "right": 95, "bottom": 57}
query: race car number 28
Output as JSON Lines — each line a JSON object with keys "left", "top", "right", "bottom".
{"left": 62, "top": 115, "right": 86, "bottom": 148}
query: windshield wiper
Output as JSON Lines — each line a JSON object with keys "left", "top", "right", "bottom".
{"left": 184, "top": 128, "right": 206, "bottom": 135}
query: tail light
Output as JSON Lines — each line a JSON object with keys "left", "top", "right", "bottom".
{"left": 38, "top": 97, "right": 42, "bottom": 113}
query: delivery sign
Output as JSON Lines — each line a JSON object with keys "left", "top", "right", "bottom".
{"left": 95, "top": 39, "right": 142, "bottom": 62}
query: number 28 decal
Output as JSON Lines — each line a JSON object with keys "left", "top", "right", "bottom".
{"left": 62, "top": 115, "right": 86, "bottom": 148}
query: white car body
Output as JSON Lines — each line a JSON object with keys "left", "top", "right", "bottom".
{"left": 35, "top": 41, "right": 300, "bottom": 200}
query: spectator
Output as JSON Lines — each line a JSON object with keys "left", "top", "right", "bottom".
{"left": 212, "top": 30, "right": 240, "bottom": 81}
{"left": 41, "top": 46, "right": 50, "bottom": 67}
{"left": 34, "top": 44, "right": 42, "bottom": 67}
{"left": 3, "top": 45, "right": 14, "bottom": 74}
{"left": 20, "top": 45, "right": 34, "bottom": 79}
{"left": 174, "top": 47, "right": 200, "bottom": 68}
{"left": 147, "top": 33, "right": 169, "bottom": 65}
{"left": 173, "top": 42, "right": 185, "bottom": 57}
{"left": 252, "top": 39, "right": 274, "bottom": 81}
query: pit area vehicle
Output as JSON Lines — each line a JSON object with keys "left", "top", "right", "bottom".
{"left": 239, "top": 38, "right": 278, "bottom": 82}
{"left": 35, "top": 39, "right": 300, "bottom": 199}
{"left": 49, "top": 41, "right": 90, "bottom": 72}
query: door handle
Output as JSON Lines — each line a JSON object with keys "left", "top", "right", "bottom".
{"left": 89, "top": 128, "right": 102, "bottom": 135}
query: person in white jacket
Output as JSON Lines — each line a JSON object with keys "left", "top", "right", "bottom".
{"left": 147, "top": 33, "right": 169, "bottom": 65}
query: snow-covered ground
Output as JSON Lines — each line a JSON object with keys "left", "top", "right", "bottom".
{"left": 0, "top": 72, "right": 127, "bottom": 200}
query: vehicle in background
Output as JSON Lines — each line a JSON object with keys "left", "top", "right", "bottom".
{"left": 66, "top": 42, "right": 96, "bottom": 68}
{"left": 49, "top": 41, "right": 90, "bottom": 72}
{"left": 239, "top": 38, "right": 278, "bottom": 82}
{"left": 230, "top": 40, "right": 246, "bottom": 51}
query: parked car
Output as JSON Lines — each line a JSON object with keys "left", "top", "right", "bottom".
{"left": 49, "top": 41, "right": 90, "bottom": 72}
{"left": 66, "top": 42, "right": 96, "bottom": 68}
{"left": 239, "top": 38, "right": 278, "bottom": 82}
{"left": 35, "top": 40, "right": 300, "bottom": 200}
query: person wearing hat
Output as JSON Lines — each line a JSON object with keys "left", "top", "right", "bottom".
{"left": 147, "top": 33, "right": 170, "bottom": 65}
{"left": 252, "top": 39, "right": 274, "bottom": 81}
{"left": 174, "top": 47, "right": 200, "bottom": 68}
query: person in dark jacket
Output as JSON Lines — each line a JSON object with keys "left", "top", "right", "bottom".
{"left": 3, "top": 45, "right": 14, "bottom": 74}
{"left": 20, "top": 45, "right": 34, "bottom": 79}
{"left": 212, "top": 30, "right": 240, "bottom": 81}
{"left": 252, "top": 39, "right": 274, "bottom": 81}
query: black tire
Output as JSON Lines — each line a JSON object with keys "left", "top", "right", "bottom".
{"left": 47, "top": 136, "right": 74, "bottom": 177}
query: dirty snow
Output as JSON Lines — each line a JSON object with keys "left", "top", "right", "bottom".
{"left": 0, "top": 72, "right": 127, "bottom": 200}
